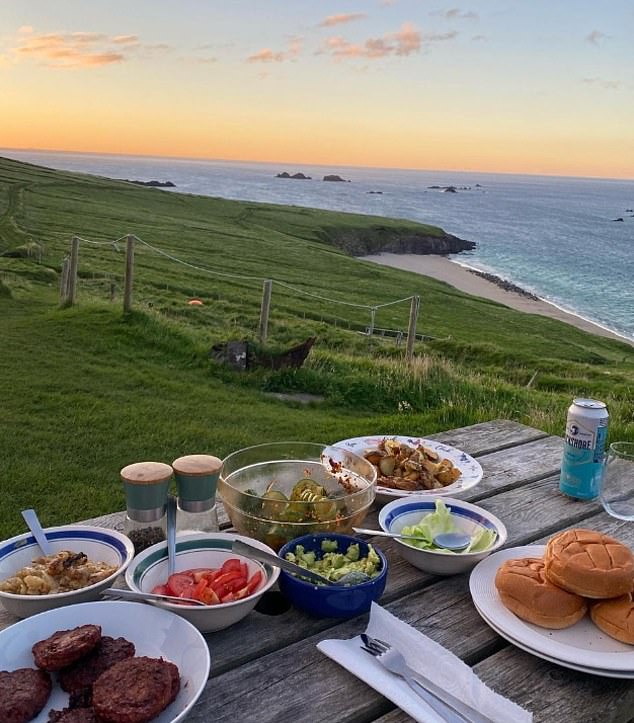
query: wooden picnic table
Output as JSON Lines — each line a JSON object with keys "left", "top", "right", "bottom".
{"left": 2, "top": 419, "right": 634, "bottom": 722}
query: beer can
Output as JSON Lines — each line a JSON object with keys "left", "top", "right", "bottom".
{"left": 559, "top": 398, "right": 609, "bottom": 500}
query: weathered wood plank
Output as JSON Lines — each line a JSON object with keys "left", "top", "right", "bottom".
{"left": 426, "top": 418, "right": 550, "bottom": 456}
{"left": 464, "top": 435, "right": 563, "bottom": 501}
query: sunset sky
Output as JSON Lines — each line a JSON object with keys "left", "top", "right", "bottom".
{"left": 1, "top": 1, "right": 632, "bottom": 179}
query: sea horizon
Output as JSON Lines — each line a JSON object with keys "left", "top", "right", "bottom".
{"left": 2, "top": 146, "right": 632, "bottom": 184}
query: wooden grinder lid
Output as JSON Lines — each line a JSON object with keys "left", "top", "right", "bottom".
{"left": 172, "top": 455, "right": 222, "bottom": 476}
{"left": 120, "top": 461, "right": 173, "bottom": 485}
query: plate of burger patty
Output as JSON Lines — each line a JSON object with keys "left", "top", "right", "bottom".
{"left": 0, "top": 600, "right": 210, "bottom": 723}
{"left": 469, "top": 529, "right": 634, "bottom": 676}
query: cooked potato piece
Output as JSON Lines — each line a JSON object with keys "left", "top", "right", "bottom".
{"left": 363, "top": 438, "right": 461, "bottom": 492}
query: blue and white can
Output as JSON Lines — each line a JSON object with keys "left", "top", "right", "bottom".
{"left": 559, "top": 398, "right": 609, "bottom": 500}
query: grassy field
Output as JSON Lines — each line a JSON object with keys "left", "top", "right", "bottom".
{"left": 1, "top": 155, "right": 632, "bottom": 538}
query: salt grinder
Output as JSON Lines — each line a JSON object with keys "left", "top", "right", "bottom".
{"left": 172, "top": 454, "right": 222, "bottom": 534}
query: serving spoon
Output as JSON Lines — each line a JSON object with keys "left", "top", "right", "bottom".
{"left": 232, "top": 540, "right": 371, "bottom": 586}
{"left": 101, "top": 587, "right": 208, "bottom": 606}
{"left": 21, "top": 508, "right": 54, "bottom": 555}
{"left": 352, "top": 527, "right": 472, "bottom": 551}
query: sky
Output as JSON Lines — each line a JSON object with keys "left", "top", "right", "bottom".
{"left": 1, "top": 1, "right": 633, "bottom": 179}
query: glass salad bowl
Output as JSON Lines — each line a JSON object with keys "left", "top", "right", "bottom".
{"left": 218, "top": 442, "right": 377, "bottom": 551}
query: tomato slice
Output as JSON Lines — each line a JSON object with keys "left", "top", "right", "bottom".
{"left": 166, "top": 573, "right": 195, "bottom": 597}
{"left": 191, "top": 578, "right": 209, "bottom": 600}
{"left": 151, "top": 584, "right": 169, "bottom": 595}
{"left": 221, "top": 559, "right": 242, "bottom": 573}
{"left": 220, "top": 591, "right": 236, "bottom": 603}
{"left": 200, "top": 587, "right": 221, "bottom": 605}
{"left": 214, "top": 570, "right": 244, "bottom": 586}
{"left": 224, "top": 577, "right": 248, "bottom": 593}
{"left": 245, "top": 570, "right": 262, "bottom": 594}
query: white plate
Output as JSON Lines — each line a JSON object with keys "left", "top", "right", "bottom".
{"left": 469, "top": 545, "right": 634, "bottom": 674}
{"left": 473, "top": 600, "right": 634, "bottom": 679}
{"left": 0, "top": 600, "right": 210, "bottom": 722}
{"left": 334, "top": 435, "right": 483, "bottom": 503}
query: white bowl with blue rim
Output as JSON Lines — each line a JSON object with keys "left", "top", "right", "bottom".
{"left": 125, "top": 532, "right": 280, "bottom": 632}
{"left": 0, "top": 525, "right": 134, "bottom": 618}
{"left": 378, "top": 496, "right": 507, "bottom": 575}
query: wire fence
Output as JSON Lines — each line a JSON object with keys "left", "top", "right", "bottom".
{"left": 61, "top": 233, "right": 423, "bottom": 355}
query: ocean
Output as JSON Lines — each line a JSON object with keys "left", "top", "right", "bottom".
{"left": 3, "top": 149, "right": 633, "bottom": 342}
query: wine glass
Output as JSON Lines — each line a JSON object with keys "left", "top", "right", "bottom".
{"left": 599, "top": 442, "right": 634, "bottom": 520}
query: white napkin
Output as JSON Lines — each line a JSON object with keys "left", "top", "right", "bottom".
{"left": 317, "top": 602, "right": 532, "bottom": 723}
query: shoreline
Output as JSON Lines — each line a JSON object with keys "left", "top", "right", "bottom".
{"left": 362, "top": 253, "right": 634, "bottom": 346}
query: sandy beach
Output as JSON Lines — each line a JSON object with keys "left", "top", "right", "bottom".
{"left": 362, "top": 253, "right": 632, "bottom": 346}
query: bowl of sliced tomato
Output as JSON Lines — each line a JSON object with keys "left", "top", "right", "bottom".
{"left": 124, "top": 532, "right": 280, "bottom": 632}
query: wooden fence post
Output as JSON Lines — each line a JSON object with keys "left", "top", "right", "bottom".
{"left": 406, "top": 295, "right": 420, "bottom": 360}
{"left": 123, "top": 234, "right": 135, "bottom": 312}
{"left": 59, "top": 256, "right": 70, "bottom": 304}
{"left": 259, "top": 279, "right": 272, "bottom": 342}
{"left": 368, "top": 308, "right": 376, "bottom": 337}
{"left": 65, "top": 236, "right": 80, "bottom": 307}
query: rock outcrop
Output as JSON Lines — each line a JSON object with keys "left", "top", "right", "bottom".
{"left": 276, "top": 172, "right": 311, "bottom": 179}
{"left": 126, "top": 180, "right": 175, "bottom": 187}
{"left": 323, "top": 174, "right": 349, "bottom": 182}
{"left": 317, "top": 224, "right": 476, "bottom": 256}
{"left": 467, "top": 270, "right": 538, "bottom": 299}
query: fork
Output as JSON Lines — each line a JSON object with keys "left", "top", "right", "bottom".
{"left": 360, "top": 634, "right": 494, "bottom": 723}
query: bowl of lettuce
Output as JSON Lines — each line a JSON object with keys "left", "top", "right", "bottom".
{"left": 378, "top": 497, "right": 507, "bottom": 575}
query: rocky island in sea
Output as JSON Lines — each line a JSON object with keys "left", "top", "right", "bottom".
{"left": 276, "top": 171, "right": 311, "bottom": 179}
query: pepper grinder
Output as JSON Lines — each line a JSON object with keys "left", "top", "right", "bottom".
{"left": 172, "top": 454, "right": 222, "bottom": 534}
{"left": 120, "top": 461, "right": 173, "bottom": 554}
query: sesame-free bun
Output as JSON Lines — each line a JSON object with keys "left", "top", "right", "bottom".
{"left": 591, "top": 593, "right": 634, "bottom": 645}
{"left": 495, "top": 557, "right": 587, "bottom": 629}
{"left": 544, "top": 529, "right": 634, "bottom": 599}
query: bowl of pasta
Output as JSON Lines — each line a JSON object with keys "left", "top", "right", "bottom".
{"left": 0, "top": 525, "right": 134, "bottom": 618}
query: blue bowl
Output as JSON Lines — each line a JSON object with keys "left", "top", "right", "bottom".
{"left": 278, "top": 533, "right": 388, "bottom": 618}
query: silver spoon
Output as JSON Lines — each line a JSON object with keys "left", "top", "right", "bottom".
{"left": 352, "top": 526, "right": 472, "bottom": 551}
{"left": 22, "top": 509, "right": 54, "bottom": 555}
{"left": 101, "top": 587, "right": 207, "bottom": 606}
{"left": 167, "top": 495, "right": 176, "bottom": 577}
{"left": 432, "top": 532, "right": 472, "bottom": 551}
{"left": 232, "top": 540, "right": 371, "bottom": 586}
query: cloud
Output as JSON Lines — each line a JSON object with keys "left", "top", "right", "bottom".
{"left": 112, "top": 35, "right": 139, "bottom": 45}
{"left": 437, "top": 8, "right": 478, "bottom": 21}
{"left": 8, "top": 29, "right": 166, "bottom": 68}
{"left": 319, "top": 13, "right": 367, "bottom": 28}
{"left": 583, "top": 77, "right": 622, "bottom": 90}
{"left": 320, "top": 23, "right": 456, "bottom": 61}
{"left": 247, "top": 36, "right": 302, "bottom": 63}
{"left": 586, "top": 30, "right": 606, "bottom": 45}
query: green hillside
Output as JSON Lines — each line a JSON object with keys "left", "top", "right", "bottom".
{"left": 1, "top": 156, "right": 632, "bottom": 537}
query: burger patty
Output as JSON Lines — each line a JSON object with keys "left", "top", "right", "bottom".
{"left": 59, "top": 636, "right": 136, "bottom": 693}
{"left": 48, "top": 707, "right": 98, "bottom": 723}
{"left": 33, "top": 625, "right": 102, "bottom": 672}
{"left": 92, "top": 657, "right": 180, "bottom": 723}
{"left": 0, "top": 667, "right": 53, "bottom": 723}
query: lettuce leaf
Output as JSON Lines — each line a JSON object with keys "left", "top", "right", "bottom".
{"left": 400, "top": 500, "right": 496, "bottom": 554}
